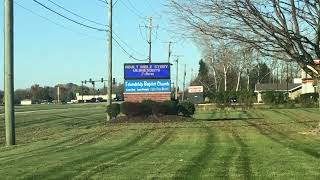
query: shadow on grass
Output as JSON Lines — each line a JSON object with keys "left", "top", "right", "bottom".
{"left": 201, "top": 117, "right": 263, "bottom": 121}
{"left": 172, "top": 127, "right": 216, "bottom": 180}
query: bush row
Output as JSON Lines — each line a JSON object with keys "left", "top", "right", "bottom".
{"left": 107, "top": 100, "right": 195, "bottom": 118}
{"left": 212, "top": 90, "right": 256, "bottom": 108}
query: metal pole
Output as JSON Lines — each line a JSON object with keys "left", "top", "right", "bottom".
{"left": 167, "top": 42, "right": 171, "bottom": 63}
{"left": 182, "top": 64, "right": 186, "bottom": 102}
{"left": 93, "top": 82, "right": 95, "bottom": 99}
{"left": 148, "top": 17, "right": 152, "bottom": 63}
{"left": 81, "top": 81, "right": 84, "bottom": 103}
{"left": 4, "top": 0, "right": 15, "bottom": 146}
{"left": 107, "top": 0, "right": 113, "bottom": 121}
{"left": 175, "top": 58, "right": 179, "bottom": 100}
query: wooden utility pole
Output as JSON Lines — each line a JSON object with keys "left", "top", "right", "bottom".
{"left": 4, "top": 0, "right": 15, "bottom": 146}
{"left": 147, "top": 17, "right": 152, "bottom": 63}
{"left": 107, "top": 0, "right": 113, "bottom": 121}
{"left": 164, "top": 41, "right": 175, "bottom": 63}
{"left": 182, "top": 64, "right": 186, "bottom": 102}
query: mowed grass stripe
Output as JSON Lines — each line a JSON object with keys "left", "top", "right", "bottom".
{"left": 0, "top": 107, "right": 320, "bottom": 179}
{"left": 0, "top": 107, "right": 106, "bottom": 146}
{"left": 245, "top": 110, "right": 320, "bottom": 159}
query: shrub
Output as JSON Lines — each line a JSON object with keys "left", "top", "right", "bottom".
{"left": 121, "top": 102, "right": 152, "bottom": 117}
{"left": 237, "top": 90, "right": 255, "bottom": 109}
{"left": 178, "top": 102, "right": 195, "bottom": 117}
{"left": 285, "top": 100, "right": 296, "bottom": 109}
{"left": 296, "top": 93, "right": 319, "bottom": 108}
{"left": 141, "top": 100, "right": 159, "bottom": 115}
{"left": 262, "top": 91, "right": 288, "bottom": 105}
{"left": 106, "top": 103, "right": 120, "bottom": 118}
{"left": 159, "top": 100, "right": 178, "bottom": 115}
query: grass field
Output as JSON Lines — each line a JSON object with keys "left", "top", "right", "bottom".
{"left": 0, "top": 105, "right": 320, "bottom": 179}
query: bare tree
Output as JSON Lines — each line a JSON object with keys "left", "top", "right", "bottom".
{"left": 167, "top": 0, "right": 320, "bottom": 77}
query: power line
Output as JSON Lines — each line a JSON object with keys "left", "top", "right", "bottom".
{"left": 97, "top": 0, "right": 107, "bottom": 4}
{"left": 35, "top": 0, "right": 143, "bottom": 57}
{"left": 145, "top": 0, "right": 162, "bottom": 17}
{"left": 113, "top": 37, "right": 148, "bottom": 61}
{"left": 113, "top": 32, "right": 146, "bottom": 57}
{"left": 126, "top": 0, "right": 144, "bottom": 17}
{"left": 119, "top": 0, "right": 143, "bottom": 18}
{"left": 27, "top": 0, "right": 147, "bottom": 62}
{"left": 32, "top": 0, "right": 106, "bottom": 32}
{"left": 46, "top": 0, "right": 106, "bottom": 27}
{"left": 14, "top": 1, "right": 105, "bottom": 41}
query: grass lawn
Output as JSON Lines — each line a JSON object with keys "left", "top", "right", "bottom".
{"left": 0, "top": 105, "right": 320, "bottom": 179}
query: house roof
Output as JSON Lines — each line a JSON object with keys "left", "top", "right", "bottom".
{"left": 255, "top": 83, "right": 302, "bottom": 92}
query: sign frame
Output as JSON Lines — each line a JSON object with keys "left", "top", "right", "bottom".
{"left": 124, "top": 63, "right": 171, "bottom": 80}
{"left": 124, "top": 79, "right": 171, "bottom": 93}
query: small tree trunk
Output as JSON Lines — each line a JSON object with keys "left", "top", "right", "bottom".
{"left": 236, "top": 71, "right": 241, "bottom": 92}
{"left": 247, "top": 74, "right": 250, "bottom": 91}
{"left": 213, "top": 67, "right": 218, "bottom": 92}
{"left": 224, "top": 66, "right": 227, "bottom": 92}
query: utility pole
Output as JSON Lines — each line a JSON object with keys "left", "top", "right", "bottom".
{"left": 175, "top": 57, "right": 179, "bottom": 100}
{"left": 57, "top": 86, "right": 60, "bottom": 104}
{"left": 4, "top": 0, "right": 15, "bottom": 146}
{"left": 167, "top": 42, "right": 171, "bottom": 63}
{"left": 163, "top": 41, "right": 175, "bottom": 63}
{"left": 147, "top": 17, "right": 153, "bottom": 63}
{"left": 174, "top": 55, "right": 183, "bottom": 100}
{"left": 182, "top": 64, "right": 187, "bottom": 102}
{"left": 107, "top": 0, "right": 113, "bottom": 121}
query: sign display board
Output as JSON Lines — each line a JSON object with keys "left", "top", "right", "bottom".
{"left": 125, "top": 79, "right": 171, "bottom": 93}
{"left": 124, "top": 63, "right": 170, "bottom": 80}
{"left": 188, "top": 86, "right": 204, "bottom": 93}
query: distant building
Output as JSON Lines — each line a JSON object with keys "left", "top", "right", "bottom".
{"left": 20, "top": 99, "right": 32, "bottom": 105}
{"left": 75, "top": 93, "right": 116, "bottom": 103}
{"left": 301, "top": 69, "right": 317, "bottom": 94}
{"left": 255, "top": 60, "right": 320, "bottom": 103}
{"left": 255, "top": 83, "right": 302, "bottom": 103}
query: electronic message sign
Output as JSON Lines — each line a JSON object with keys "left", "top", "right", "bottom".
{"left": 124, "top": 63, "right": 170, "bottom": 79}
{"left": 124, "top": 79, "right": 171, "bottom": 93}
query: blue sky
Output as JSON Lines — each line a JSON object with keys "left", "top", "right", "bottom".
{"left": 0, "top": 0, "right": 201, "bottom": 90}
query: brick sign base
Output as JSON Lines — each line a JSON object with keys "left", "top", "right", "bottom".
{"left": 124, "top": 93, "right": 171, "bottom": 102}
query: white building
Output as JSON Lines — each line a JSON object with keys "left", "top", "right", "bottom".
{"left": 301, "top": 69, "right": 316, "bottom": 94}
{"left": 75, "top": 93, "right": 116, "bottom": 103}
{"left": 20, "top": 99, "right": 32, "bottom": 105}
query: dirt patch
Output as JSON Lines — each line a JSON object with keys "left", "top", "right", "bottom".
{"left": 109, "top": 115, "right": 194, "bottom": 123}
{"left": 300, "top": 128, "right": 320, "bottom": 136}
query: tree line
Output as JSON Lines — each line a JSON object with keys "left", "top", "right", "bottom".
{"left": 191, "top": 42, "right": 301, "bottom": 99}
{"left": 0, "top": 83, "right": 124, "bottom": 105}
